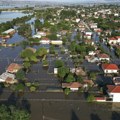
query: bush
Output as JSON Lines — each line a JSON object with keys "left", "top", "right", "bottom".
{"left": 30, "top": 86, "right": 36, "bottom": 92}
{"left": 87, "top": 94, "right": 95, "bottom": 102}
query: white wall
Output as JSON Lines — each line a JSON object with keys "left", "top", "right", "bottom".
{"left": 70, "top": 88, "right": 79, "bottom": 91}
{"left": 110, "top": 93, "right": 120, "bottom": 102}
{"left": 104, "top": 69, "right": 118, "bottom": 73}
{"left": 99, "top": 58, "right": 110, "bottom": 61}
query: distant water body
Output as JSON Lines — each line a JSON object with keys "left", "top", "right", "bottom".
{"left": 0, "top": 11, "right": 29, "bottom": 23}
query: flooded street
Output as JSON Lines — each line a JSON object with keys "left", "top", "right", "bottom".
{"left": 0, "top": 11, "right": 29, "bottom": 23}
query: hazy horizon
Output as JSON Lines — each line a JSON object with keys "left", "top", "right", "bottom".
{"left": 3, "top": 0, "right": 120, "bottom": 3}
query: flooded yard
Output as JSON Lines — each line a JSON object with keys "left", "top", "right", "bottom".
{"left": 30, "top": 100, "right": 120, "bottom": 120}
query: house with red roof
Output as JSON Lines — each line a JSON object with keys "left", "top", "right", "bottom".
{"left": 108, "top": 37, "right": 118, "bottom": 45}
{"left": 98, "top": 53, "right": 110, "bottom": 61}
{"left": 62, "top": 82, "right": 82, "bottom": 91}
{"left": 102, "top": 63, "right": 119, "bottom": 74}
{"left": 107, "top": 85, "right": 120, "bottom": 102}
{"left": 6, "top": 63, "right": 22, "bottom": 73}
{"left": 108, "top": 36, "right": 120, "bottom": 45}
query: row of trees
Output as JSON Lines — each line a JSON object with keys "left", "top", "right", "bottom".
{"left": 69, "top": 41, "right": 95, "bottom": 55}
{"left": 0, "top": 104, "right": 30, "bottom": 120}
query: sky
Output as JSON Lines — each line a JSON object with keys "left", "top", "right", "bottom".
{"left": 11, "top": 0, "right": 119, "bottom": 3}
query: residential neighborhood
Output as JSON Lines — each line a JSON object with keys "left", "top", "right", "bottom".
{"left": 0, "top": 1, "right": 120, "bottom": 120}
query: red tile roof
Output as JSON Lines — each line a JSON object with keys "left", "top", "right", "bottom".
{"left": 98, "top": 53, "right": 110, "bottom": 58}
{"left": 102, "top": 64, "right": 119, "bottom": 70}
{"left": 107, "top": 85, "right": 120, "bottom": 93}
{"left": 62, "top": 82, "right": 82, "bottom": 88}
{"left": 116, "top": 36, "right": 120, "bottom": 39}
{"left": 95, "top": 97, "right": 105, "bottom": 100}
{"left": 7, "top": 63, "right": 22, "bottom": 73}
{"left": 109, "top": 37, "right": 117, "bottom": 41}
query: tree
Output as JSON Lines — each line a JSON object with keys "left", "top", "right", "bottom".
{"left": 36, "top": 47, "right": 47, "bottom": 57}
{"left": 20, "top": 49, "right": 34, "bottom": 59}
{"left": 18, "top": 24, "right": 32, "bottom": 38}
{"left": 89, "top": 72, "right": 97, "bottom": 81}
{"left": 23, "top": 62, "right": 31, "bottom": 69}
{"left": 42, "top": 60, "right": 49, "bottom": 67}
{"left": 64, "top": 88, "right": 71, "bottom": 95}
{"left": 16, "top": 70, "right": 25, "bottom": 80}
{"left": 47, "top": 34, "right": 57, "bottom": 40}
{"left": 77, "top": 76, "right": 83, "bottom": 83}
{"left": 0, "top": 104, "right": 30, "bottom": 120}
{"left": 49, "top": 45, "right": 55, "bottom": 54}
{"left": 15, "top": 83, "right": 25, "bottom": 92}
{"left": 30, "top": 55, "right": 38, "bottom": 62}
{"left": 10, "top": 106, "right": 30, "bottom": 120}
{"left": 87, "top": 94, "right": 95, "bottom": 102}
{"left": 65, "top": 73, "right": 75, "bottom": 83}
{"left": 55, "top": 60, "right": 64, "bottom": 68}
{"left": 0, "top": 104, "right": 11, "bottom": 120}
{"left": 116, "top": 47, "right": 120, "bottom": 58}
{"left": 58, "top": 66, "right": 69, "bottom": 79}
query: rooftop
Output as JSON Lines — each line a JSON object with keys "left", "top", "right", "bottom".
{"left": 107, "top": 85, "right": 120, "bottom": 93}
{"left": 102, "top": 64, "right": 119, "bottom": 70}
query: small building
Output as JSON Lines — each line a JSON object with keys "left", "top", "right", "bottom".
{"left": 102, "top": 64, "right": 119, "bottom": 74}
{"left": 0, "top": 72, "right": 15, "bottom": 83}
{"left": 113, "top": 77, "right": 120, "bottom": 85}
{"left": 37, "top": 31, "right": 46, "bottom": 36}
{"left": 84, "top": 39, "right": 94, "bottom": 45}
{"left": 98, "top": 53, "right": 110, "bottom": 61}
{"left": 94, "top": 28, "right": 102, "bottom": 35}
{"left": 90, "top": 23, "right": 98, "bottom": 29}
{"left": 40, "top": 38, "right": 50, "bottom": 44}
{"left": 88, "top": 51, "right": 96, "bottom": 56}
{"left": 108, "top": 37, "right": 118, "bottom": 45}
{"left": 107, "top": 85, "right": 120, "bottom": 102}
{"left": 84, "top": 34, "right": 92, "bottom": 39}
{"left": 54, "top": 68, "right": 58, "bottom": 74}
{"left": 2, "top": 28, "right": 15, "bottom": 35}
{"left": 62, "top": 82, "right": 82, "bottom": 91}
{"left": 88, "top": 57, "right": 99, "bottom": 63}
{"left": 75, "top": 67, "right": 86, "bottom": 76}
{"left": 6, "top": 63, "right": 22, "bottom": 73}
{"left": 32, "top": 34, "right": 41, "bottom": 39}
{"left": 51, "top": 40, "right": 63, "bottom": 45}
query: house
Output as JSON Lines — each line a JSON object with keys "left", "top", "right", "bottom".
{"left": 113, "top": 77, "right": 120, "bottom": 85}
{"left": 62, "top": 82, "right": 82, "bottom": 91}
{"left": 76, "top": 18, "right": 80, "bottom": 23}
{"left": 95, "top": 97, "right": 106, "bottom": 102}
{"left": 90, "top": 23, "right": 98, "bottom": 29}
{"left": 6, "top": 63, "right": 22, "bottom": 73}
{"left": 40, "top": 38, "right": 50, "bottom": 44}
{"left": 54, "top": 68, "right": 58, "bottom": 74}
{"left": 51, "top": 40, "right": 63, "bottom": 45}
{"left": 108, "top": 37, "right": 118, "bottom": 45}
{"left": 32, "top": 34, "right": 41, "bottom": 39}
{"left": 107, "top": 85, "right": 120, "bottom": 102}
{"left": 85, "top": 55, "right": 99, "bottom": 63}
{"left": 85, "top": 31, "right": 93, "bottom": 36}
{"left": 98, "top": 53, "right": 110, "bottom": 61}
{"left": 2, "top": 28, "right": 15, "bottom": 35}
{"left": 0, "top": 72, "right": 15, "bottom": 83}
{"left": 75, "top": 67, "right": 86, "bottom": 76}
{"left": 88, "top": 51, "right": 96, "bottom": 56}
{"left": 116, "top": 36, "right": 120, "bottom": 43}
{"left": 84, "top": 34, "right": 92, "bottom": 39}
{"left": 84, "top": 39, "right": 94, "bottom": 45}
{"left": 94, "top": 28, "right": 102, "bottom": 35}
{"left": 102, "top": 64, "right": 119, "bottom": 74}
{"left": 37, "top": 31, "right": 46, "bottom": 37}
